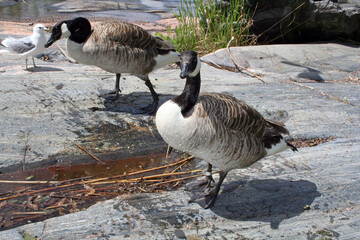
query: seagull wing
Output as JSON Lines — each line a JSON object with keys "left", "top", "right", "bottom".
{"left": 2, "top": 36, "right": 35, "bottom": 54}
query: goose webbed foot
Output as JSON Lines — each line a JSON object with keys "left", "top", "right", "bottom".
{"left": 187, "top": 175, "right": 215, "bottom": 192}
{"left": 186, "top": 163, "right": 214, "bottom": 191}
{"left": 100, "top": 73, "right": 121, "bottom": 100}
{"left": 140, "top": 100, "right": 158, "bottom": 115}
{"left": 99, "top": 90, "right": 120, "bottom": 100}
{"left": 189, "top": 170, "right": 228, "bottom": 209}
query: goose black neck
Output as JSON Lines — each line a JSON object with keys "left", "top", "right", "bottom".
{"left": 174, "top": 73, "right": 201, "bottom": 117}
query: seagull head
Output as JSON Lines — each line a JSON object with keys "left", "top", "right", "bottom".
{"left": 33, "top": 24, "right": 50, "bottom": 34}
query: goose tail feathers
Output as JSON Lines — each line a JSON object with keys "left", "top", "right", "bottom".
{"left": 263, "top": 119, "right": 298, "bottom": 156}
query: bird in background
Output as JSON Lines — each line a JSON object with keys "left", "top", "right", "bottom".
{"left": 44, "top": 17, "right": 180, "bottom": 114}
{"left": 156, "top": 50, "right": 298, "bottom": 208}
{"left": 0, "top": 24, "right": 49, "bottom": 71}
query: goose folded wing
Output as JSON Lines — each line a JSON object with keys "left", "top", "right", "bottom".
{"left": 90, "top": 21, "right": 158, "bottom": 50}
{"left": 198, "top": 93, "right": 267, "bottom": 138}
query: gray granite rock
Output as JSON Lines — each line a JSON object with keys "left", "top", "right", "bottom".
{"left": 0, "top": 42, "right": 359, "bottom": 239}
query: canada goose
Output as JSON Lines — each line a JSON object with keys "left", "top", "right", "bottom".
{"left": 156, "top": 51, "right": 297, "bottom": 208}
{"left": 0, "top": 24, "right": 49, "bottom": 70}
{"left": 44, "top": 17, "right": 180, "bottom": 113}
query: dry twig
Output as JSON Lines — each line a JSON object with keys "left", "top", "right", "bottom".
{"left": 226, "top": 36, "right": 265, "bottom": 83}
{"left": 73, "top": 142, "right": 106, "bottom": 165}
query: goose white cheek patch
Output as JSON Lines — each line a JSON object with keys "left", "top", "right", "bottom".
{"left": 189, "top": 56, "right": 201, "bottom": 77}
{"left": 61, "top": 24, "right": 71, "bottom": 38}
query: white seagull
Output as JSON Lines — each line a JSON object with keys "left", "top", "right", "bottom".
{"left": 0, "top": 24, "right": 49, "bottom": 71}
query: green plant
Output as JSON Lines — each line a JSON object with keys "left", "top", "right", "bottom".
{"left": 21, "top": 233, "right": 39, "bottom": 240}
{"left": 167, "top": 0, "right": 255, "bottom": 54}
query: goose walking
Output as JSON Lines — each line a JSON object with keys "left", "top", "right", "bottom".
{"left": 44, "top": 17, "right": 180, "bottom": 113}
{"left": 156, "top": 51, "right": 297, "bottom": 208}
{"left": 0, "top": 24, "right": 49, "bottom": 70}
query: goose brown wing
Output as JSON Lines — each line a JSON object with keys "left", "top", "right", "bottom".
{"left": 198, "top": 93, "right": 267, "bottom": 138}
{"left": 89, "top": 21, "right": 158, "bottom": 50}
{"left": 154, "top": 36, "right": 177, "bottom": 54}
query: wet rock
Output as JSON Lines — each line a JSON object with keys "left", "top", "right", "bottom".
{"left": 247, "top": 0, "right": 360, "bottom": 43}
{"left": 52, "top": 0, "right": 128, "bottom": 13}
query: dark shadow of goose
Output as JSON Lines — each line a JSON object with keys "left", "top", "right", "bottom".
{"left": 189, "top": 178, "right": 320, "bottom": 229}
{"left": 97, "top": 92, "right": 176, "bottom": 114}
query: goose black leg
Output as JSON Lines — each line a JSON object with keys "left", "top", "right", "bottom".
{"left": 204, "top": 163, "right": 215, "bottom": 192}
{"left": 205, "top": 170, "right": 228, "bottom": 209}
{"left": 186, "top": 163, "right": 214, "bottom": 191}
{"left": 141, "top": 77, "right": 159, "bottom": 114}
{"left": 100, "top": 73, "right": 121, "bottom": 100}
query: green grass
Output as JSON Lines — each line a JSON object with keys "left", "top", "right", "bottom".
{"left": 158, "top": 0, "right": 255, "bottom": 55}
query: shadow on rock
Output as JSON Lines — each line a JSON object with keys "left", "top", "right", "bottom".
{"left": 281, "top": 60, "right": 324, "bottom": 82}
{"left": 190, "top": 178, "right": 320, "bottom": 229}
{"left": 97, "top": 92, "right": 175, "bottom": 114}
{"left": 28, "top": 66, "right": 64, "bottom": 72}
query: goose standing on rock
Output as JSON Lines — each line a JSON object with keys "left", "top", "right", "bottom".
{"left": 44, "top": 17, "right": 180, "bottom": 113}
{"left": 156, "top": 51, "right": 297, "bottom": 208}
{"left": 0, "top": 24, "right": 49, "bottom": 71}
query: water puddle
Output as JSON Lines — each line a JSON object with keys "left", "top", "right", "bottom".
{"left": 0, "top": 0, "right": 181, "bottom": 22}
{"left": 0, "top": 151, "right": 197, "bottom": 231}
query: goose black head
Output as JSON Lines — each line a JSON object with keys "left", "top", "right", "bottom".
{"left": 179, "top": 50, "right": 201, "bottom": 79}
{"left": 44, "top": 17, "right": 91, "bottom": 48}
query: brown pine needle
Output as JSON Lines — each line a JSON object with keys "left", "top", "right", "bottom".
{"left": 0, "top": 180, "right": 60, "bottom": 184}
{"left": 46, "top": 204, "right": 70, "bottom": 210}
{"left": 151, "top": 171, "right": 223, "bottom": 186}
{"left": 165, "top": 145, "right": 172, "bottom": 158}
{"left": 73, "top": 142, "right": 106, "bottom": 165}
{"left": 13, "top": 211, "right": 48, "bottom": 215}
{"left": 121, "top": 155, "right": 194, "bottom": 178}
{"left": 90, "top": 169, "right": 203, "bottom": 185}
{"left": 171, "top": 161, "right": 188, "bottom": 173}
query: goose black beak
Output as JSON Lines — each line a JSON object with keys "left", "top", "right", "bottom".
{"left": 44, "top": 24, "right": 63, "bottom": 48}
{"left": 180, "top": 63, "right": 191, "bottom": 79}
{"left": 44, "top": 35, "right": 58, "bottom": 48}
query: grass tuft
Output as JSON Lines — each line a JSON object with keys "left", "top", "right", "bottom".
{"left": 159, "top": 0, "right": 256, "bottom": 55}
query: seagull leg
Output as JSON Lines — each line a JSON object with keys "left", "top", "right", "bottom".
{"left": 100, "top": 73, "right": 121, "bottom": 100}
{"left": 25, "top": 58, "right": 30, "bottom": 71}
{"left": 32, "top": 57, "right": 40, "bottom": 68}
{"left": 140, "top": 76, "right": 159, "bottom": 114}
{"left": 204, "top": 170, "right": 228, "bottom": 209}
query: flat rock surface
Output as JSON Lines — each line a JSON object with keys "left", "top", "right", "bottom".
{"left": 0, "top": 40, "right": 359, "bottom": 239}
